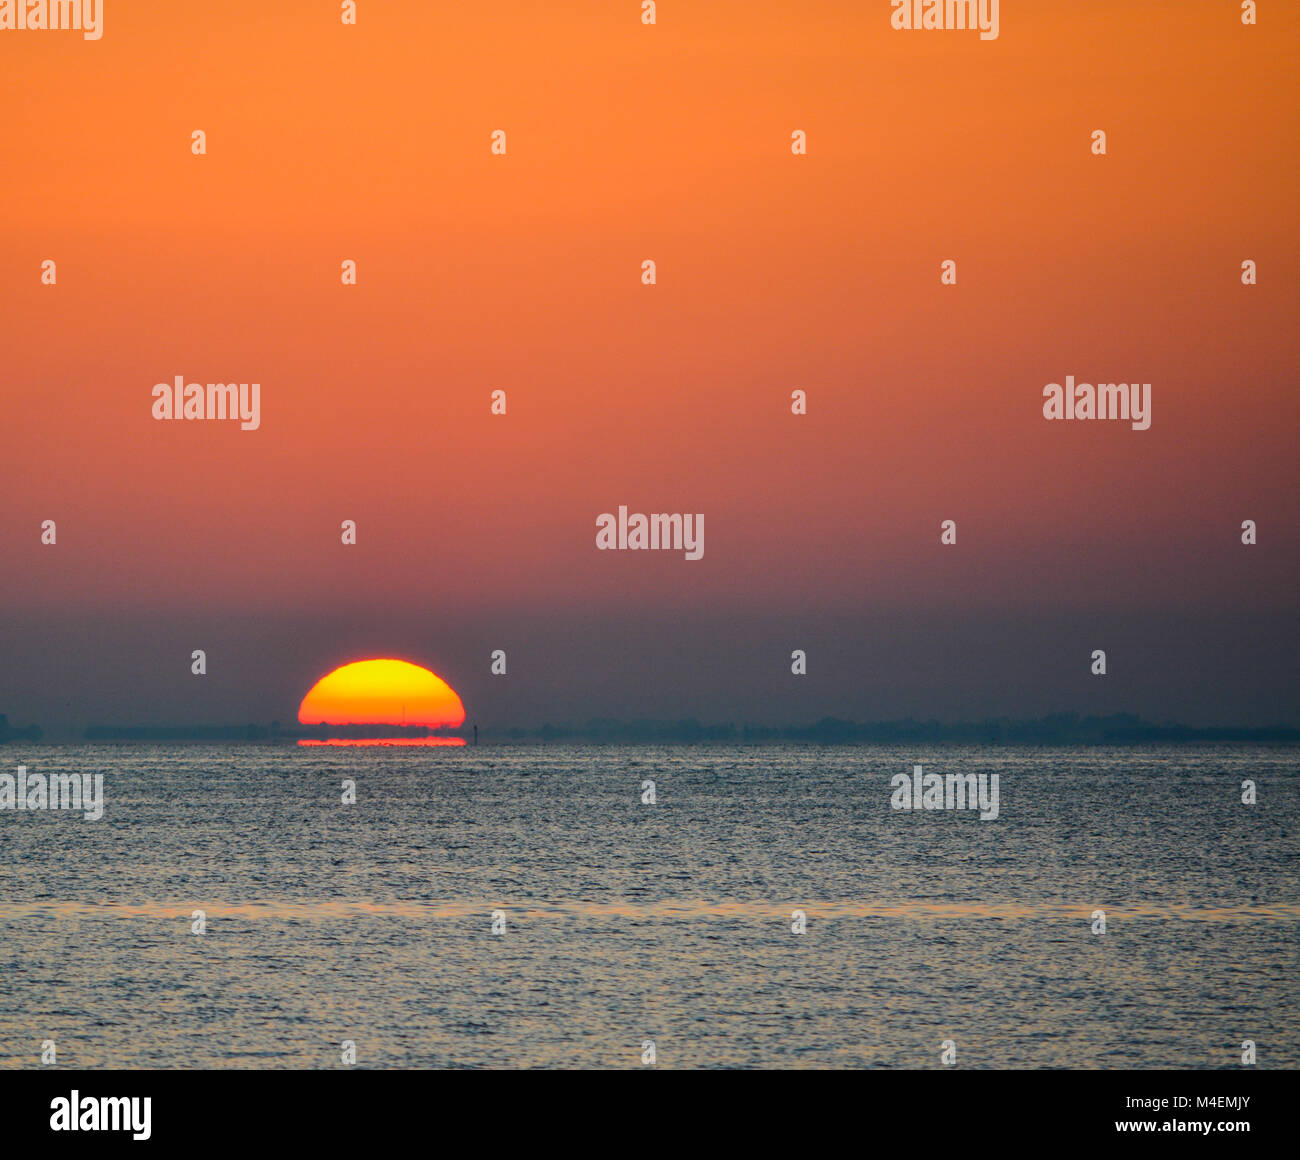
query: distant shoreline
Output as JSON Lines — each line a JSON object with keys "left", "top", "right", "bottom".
{"left": 3, "top": 714, "right": 1298, "bottom": 746}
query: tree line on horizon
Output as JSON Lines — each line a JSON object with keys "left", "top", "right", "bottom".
{"left": 2, "top": 711, "right": 1291, "bottom": 744}
{"left": 0, "top": 713, "right": 42, "bottom": 743}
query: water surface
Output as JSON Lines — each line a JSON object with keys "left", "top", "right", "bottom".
{"left": 0, "top": 744, "right": 1294, "bottom": 1068}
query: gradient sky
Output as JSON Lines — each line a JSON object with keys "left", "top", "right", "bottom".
{"left": 2, "top": 1, "right": 1297, "bottom": 731}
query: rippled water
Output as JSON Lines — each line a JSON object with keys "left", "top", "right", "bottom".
{"left": 0, "top": 744, "right": 1295, "bottom": 1068}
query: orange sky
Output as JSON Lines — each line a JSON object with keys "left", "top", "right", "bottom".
{"left": 1, "top": 2, "right": 1296, "bottom": 726}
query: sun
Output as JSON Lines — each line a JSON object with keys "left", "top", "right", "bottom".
{"left": 298, "top": 658, "right": 466, "bottom": 727}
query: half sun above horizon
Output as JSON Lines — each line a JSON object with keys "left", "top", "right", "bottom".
{"left": 298, "top": 659, "right": 467, "bottom": 728}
